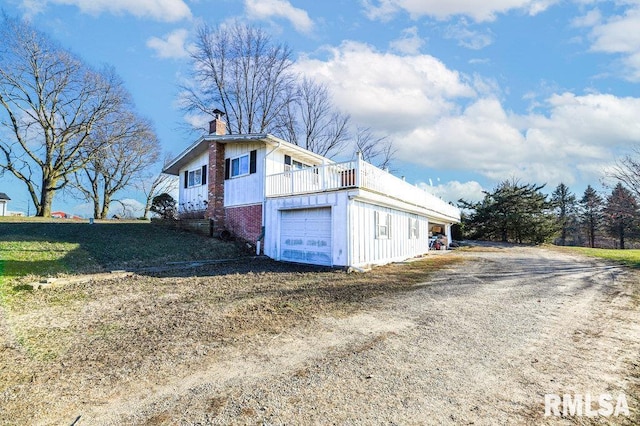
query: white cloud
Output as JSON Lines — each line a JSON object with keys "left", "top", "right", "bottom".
{"left": 147, "top": 29, "right": 190, "bottom": 59}
{"left": 295, "top": 41, "right": 640, "bottom": 190}
{"left": 571, "top": 9, "right": 601, "bottom": 28}
{"left": 18, "top": 0, "right": 47, "bottom": 18}
{"left": 363, "top": 0, "right": 558, "bottom": 23}
{"left": 295, "top": 41, "right": 475, "bottom": 132}
{"left": 244, "top": 0, "right": 314, "bottom": 33}
{"left": 580, "top": 5, "right": 640, "bottom": 81}
{"left": 417, "top": 180, "right": 485, "bottom": 203}
{"left": 444, "top": 19, "right": 494, "bottom": 50}
{"left": 389, "top": 26, "right": 425, "bottom": 54}
{"left": 34, "top": 0, "right": 191, "bottom": 22}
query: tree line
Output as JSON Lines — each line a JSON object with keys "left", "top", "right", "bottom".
{"left": 0, "top": 16, "right": 394, "bottom": 218}
{"left": 0, "top": 15, "right": 175, "bottom": 218}
{"left": 459, "top": 178, "right": 640, "bottom": 249}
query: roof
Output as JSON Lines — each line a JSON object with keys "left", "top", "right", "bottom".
{"left": 0, "top": 193, "right": 10, "bottom": 200}
{"left": 163, "top": 133, "right": 334, "bottom": 176}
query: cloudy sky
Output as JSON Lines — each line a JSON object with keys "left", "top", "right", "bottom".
{"left": 2, "top": 0, "right": 640, "bottom": 215}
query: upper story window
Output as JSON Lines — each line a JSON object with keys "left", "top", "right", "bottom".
{"left": 225, "top": 150, "right": 257, "bottom": 180}
{"left": 284, "top": 155, "right": 311, "bottom": 171}
{"left": 189, "top": 169, "right": 202, "bottom": 186}
{"left": 183, "top": 165, "right": 207, "bottom": 188}
{"left": 231, "top": 154, "right": 250, "bottom": 178}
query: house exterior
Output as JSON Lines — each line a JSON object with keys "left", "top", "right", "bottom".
{"left": 0, "top": 193, "right": 10, "bottom": 216}
{"left": 163, "top": 114, "right": 461, "bottom": 268}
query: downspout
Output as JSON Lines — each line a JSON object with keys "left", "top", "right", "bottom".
{"left": 259, "top": 139, "right": 282, "bottom": 255}
{"left": 346, "top": 195, "right": 353, "bottom": 268}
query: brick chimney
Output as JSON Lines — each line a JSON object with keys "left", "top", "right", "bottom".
{"left": 209, "top": 108, "right": 227, "bottom": 135}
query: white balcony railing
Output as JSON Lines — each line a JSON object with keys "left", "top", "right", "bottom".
{"left": 265, "top": 156, "right": 460, "bottom": 221}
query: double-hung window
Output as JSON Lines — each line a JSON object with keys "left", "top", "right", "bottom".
{"left": 231, "top": 154, "right": 250, "bottom": 178}
{"left": 224, "top": 150, "right": 257, "bottom": 180}
{"left": 188, "top": 169, "right": 202, "bottom": 187}
{"left": 184, "top": 165, "right": 207, "bottom": 188}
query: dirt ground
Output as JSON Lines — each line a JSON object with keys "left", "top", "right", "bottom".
{"left": 1, "top": 245, "right": 639, "bottom": 425}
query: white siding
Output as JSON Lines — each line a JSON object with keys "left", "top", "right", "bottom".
{"left": 264, "top": 192, "right": 349, "bottom": 267}
{"left": 350, "top": 200, "right": 430, "bottom": 267}
{"left": 178, "top": 151, "right": 209, "bottom": 212}
{"left": 265, "top": 193, "right": 435, "bottom": 268}
{"left": 224, "top": 142, "right": 264, "bottom": 207}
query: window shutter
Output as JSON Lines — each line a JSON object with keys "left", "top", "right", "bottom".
{"left": 284, "top": 155, "right": 291, "bottom": 165}
{"left": 224, "top": 158, "right": 230, "bottom": 180}
{"left": 183, "top": 171, "right": 188, "bottom": 188}
{"left": 408, "top": 217, "right": 412, "bottom": 239}
{"left": 201, "top": 165, "right": 207, "bottom": 185}
{"left": 249, "top": 150, "right": 257, "bottom": 174}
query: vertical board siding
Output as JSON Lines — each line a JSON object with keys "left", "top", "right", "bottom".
{"left": 178, "top": 151, "right": 209, "bottom": 211}
{"left": 224, "top": 142, "right": 264, "bottom": 206}
{"left": 350, "top": 200, "right": 429, "bottom": 267}
{"left": 264, "top": 192, "right": 348, "bottom": 267}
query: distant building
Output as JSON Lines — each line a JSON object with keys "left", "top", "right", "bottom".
{"left": 50, "top": 211, "right": 82, "bottom": 219}
{"left": 0, "top": 193, "right": 10, "bottom": 216}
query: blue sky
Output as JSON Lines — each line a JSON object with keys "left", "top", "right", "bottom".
{"left": 2, "top": 0, "right": 640, "bottom": 216}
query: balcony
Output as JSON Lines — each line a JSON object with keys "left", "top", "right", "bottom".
{"left": 265, "top": 156, "right": 460, "bottom": 222}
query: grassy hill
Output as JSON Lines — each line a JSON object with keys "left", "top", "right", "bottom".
{"left": 0, "top": 218, "right": 247, "bottom": 285}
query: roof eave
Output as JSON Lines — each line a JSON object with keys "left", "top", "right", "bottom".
{"left": 163, "top": 133, "right": 335, "bottom": 175}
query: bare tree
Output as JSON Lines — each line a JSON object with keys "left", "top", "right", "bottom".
{"left": 354, "top": 127, "right": 396, "bottom": 170}
{"left": 608, "top": 147, "right": 640, "bottom": 200}
{"left": 603, "top": 183, "right": 639, "bottom": 249}
{"left": 138, "top": 169, "right": 178, "bottom": 219}
{"left": 181, "top": 21, "right": 397, "bottom": 162}
{"left": 0, "top": 15, "right": 128, "bottom": 217}
{"left": 182, "top": 21, "right": 296, "bottom": 134}
{"left": 73, "top": 111, "right": 160, "bottom": 219}
{"left": 276, "top": 78, "right": 350, "bottom": 158}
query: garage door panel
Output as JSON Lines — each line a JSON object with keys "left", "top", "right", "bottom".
{"left": 280, "top": 208, "right": 332, "bottom": 266}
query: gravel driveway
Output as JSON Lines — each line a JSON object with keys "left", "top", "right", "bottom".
{"left": 72, "top": 245, "right": 639, "bottom": 425}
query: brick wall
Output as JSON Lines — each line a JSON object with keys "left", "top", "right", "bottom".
{"left": 225, "top": 204, "right": 263, "bottom": 243}
{"left": 206, "top": 141, "right": 226, "bottom": 231}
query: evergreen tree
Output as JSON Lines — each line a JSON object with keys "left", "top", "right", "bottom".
{"left": 551, "top": 183, "right": 577, "bottom": 246}
{"left": 580, "top": 185, "right": 602, "bottom": 248}
{"left": 460, "top": 180, "right": 557, "bottom": 244}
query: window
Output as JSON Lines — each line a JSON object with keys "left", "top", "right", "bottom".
{"left": 225, "top": 150, "right": 257, "bottom": 180}
{"left": 375, "top": 211, "right": 391, "bottom": 239}
{"left": 231, "top": 154, "right": 250, "bottom": 178}
{"left": 188, "top": 168, "right": 202, "bottom": 186}
{"left": 409, "top": 217, "right": 419, "bottom": 239}
{"left": 184, "top": 165, "right": 207, "bottom": 188}
{"left": 284, "top": 154, "right": 311, "bottom": 171}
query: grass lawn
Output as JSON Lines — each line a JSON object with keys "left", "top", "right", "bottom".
{"left": 551, "top": 245, "right": 640, "bottom": 268}
{"left": 0, "top": 218, "right": 246, "bottom": 299}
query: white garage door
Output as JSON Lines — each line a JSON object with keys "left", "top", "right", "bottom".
{"left": 280, "top": 208, "right": 332, "bottom": 266}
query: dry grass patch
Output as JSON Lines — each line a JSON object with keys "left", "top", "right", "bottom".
{"left": 0, "top": 255, "right": 464, "bottom": 424}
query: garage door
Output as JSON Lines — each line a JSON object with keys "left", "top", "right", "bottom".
{"left": 280, "top": 208, "right": 332, "bottom": 266}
